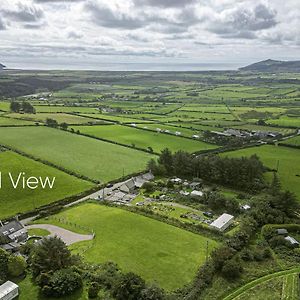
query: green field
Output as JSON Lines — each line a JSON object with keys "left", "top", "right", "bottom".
{"left": 267, "top": 116, "right": 300, "bottom": 127}
{"left": 36, "top": 203, "right": 219, "bottom": 290}
{"left": 0, "top": 151, "right": 93, "bottom": 219}
{"left": 72, "top": 125, "right": 217, "bottom": 153}
{"left": 282, "top": 135, "right": 300, "bottom": 146}
{"left": 222, "top": 145, "right": 300, "bottom": 199}
{"left": 7, "top": 113, "right": 104, "bottom": 125}
{"left": 0, "top": 127, "right": 153, "bottom": 182}
{"left": 0, "top": 116, "right": 35, "bottom": 126}
{"left": 34, "top": 105, "right": 99, "bottom": 114}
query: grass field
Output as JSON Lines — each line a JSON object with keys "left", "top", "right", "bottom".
{"left": 72, "top": 125, "right": 217, "bottom": 153}
{"left": 36, "top": 203, "right": 219, "bottom": 290}
{"left": 222, "top": 145, "right": 300, "bottom": 199}
{"left": 267, "top": 116, "right": 300, "bottom": 127}
{"left": 0, "top": 151, "right": 93, "bottom": 219}
{"left": 27, "top": 228, "right": 50, "bottom": 237}
{"left": 34, "top": 105, "right": 99, "bottom": 114}
{"left": 7, "top": 113, "right": 104, "bottom": 125}
{"left": 0, "top": 116, "right": 35, "bottom": 126}
{"left": 234, "top": 277, "right": 283, "bottom": 300}
{"left": 0, "top": 127, "right": 153, "bottom": 182}
{"left": 282, "top": 136, "right": 300, "bottom": 146}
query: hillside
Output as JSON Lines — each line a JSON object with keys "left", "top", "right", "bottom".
{"left": 239, "top": 59, "right": 300, "bottom": 72}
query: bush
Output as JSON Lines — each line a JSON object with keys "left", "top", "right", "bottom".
{"left": 88, "top": 282, "right": 100, "bottom": 298}
{"left": 8, "top": 255, "right": 27, "bottom": 277}
{"left": 42, "top": 268, "right": 82, "bottom": 297}
{"left": 221, "top": 258, "right": 243, "bottom": 280}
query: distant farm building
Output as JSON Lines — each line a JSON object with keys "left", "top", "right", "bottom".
{"left": 0, "top": 281, "right": 19, "bottom": 300}
{"left": 210, "top": 213, "right": 234, "bottom": 231}
{"left": 285, "top": 236, "right": 299, "bottom": 247}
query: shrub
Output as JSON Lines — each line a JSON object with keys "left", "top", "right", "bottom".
{"left": 221, "top": 258, "right": 243, "bottom": 280}
{"left": 88, "top": 282, "right": 100, "bottom": 298}
{"left": 42, "top": 268, "right": 82, "bottom": 297}
{"left": 8, "top": 255, "right": 27, "bottom": 277}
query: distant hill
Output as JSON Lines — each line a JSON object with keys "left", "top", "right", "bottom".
{"left": 239, "top": 59, "right": 300, "bottom": 72}
{"left": 0, "top": 63, "right": 5, "bottom": 70}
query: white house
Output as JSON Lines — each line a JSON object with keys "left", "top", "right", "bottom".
{"left": 175, "top": 131, "right": 181, "bottom": 136}
{"left": 210, "top": 213, "right": 234, "bottom": 232}
{"left": 0, "top": 281, "right": 19, "bottom": 300}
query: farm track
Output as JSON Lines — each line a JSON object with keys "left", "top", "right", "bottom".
{"left": 223, "top": 268, "right": 300, "bottom": 300}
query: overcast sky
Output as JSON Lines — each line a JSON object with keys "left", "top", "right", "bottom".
{"left": 0, "top": 0, "right": 299, "bottom": 70}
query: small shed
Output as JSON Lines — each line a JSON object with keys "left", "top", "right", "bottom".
{"left": 277, "top": 228, "right": 288, "bottom": 236}
{"left": 210, "top": 213, "right": 234, "bottom": 232}
{"left": 190, "top": 190, "right": 204, "bottom": 198}
{"left": 0, "top": 281, "right": 19, "bottom": 300}
{"left": 285, "top": 236, "right": 300, "bottom": 248}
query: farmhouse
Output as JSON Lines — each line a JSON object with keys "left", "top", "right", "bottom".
{"left": 210, "top": 213, "right": 234, "bottom": 231}
{"left": 119, "top": 172, "right": 154, "bottom": 193}
{"left": 284, "top": 236, "right": 299, "bottom": 247}
{"left": 0, "top": 281, "right": 19, "bottom": 300}
{"left": 0, "top": 220, "right": 28, "bottom": 243}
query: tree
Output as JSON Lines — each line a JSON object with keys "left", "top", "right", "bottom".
{"left": 10, "top": 101, "right": 21, "bottom": 112}
{"left": 42, "top": 268, "right": 82, "bottom": 297}
{"left": 221, "top": 257, "right": 243, "bottom": 280}
{"left": 22, "top": 101, "right": 35, "bottom": 113}
{"left": 0, "top": 249, "right": 9, "bottom": 283}
{"left": 270, "top": 173, "right": 281, "bottom": 195}
{"left": 45, "top": 118, "right": 58, "bottom": 128}
{"left": 211, "top": 246, "right": 236, "bottom": 271}
{"left": 60, "top": 122, "right": 68, "bottom": 130}
{"left": 8, "top": 255, "right": 27, "bottom": 277}
{"left": 158, "top": 148, "right": 173, "bottom": 174}
{"left": 31, "top": 236, "right": 72, "bottom": 276}
{"left": 112, "top": 272, "right": 146, "bottom": 300}
{"left": 142, "top": 182, "right": 155, "bottom": 193}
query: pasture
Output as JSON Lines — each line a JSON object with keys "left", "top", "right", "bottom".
{"left": 36, "top": 203, "right": 219, "bottom": 290}
{"left": 0, "top": 151, "right": 93, "bottom": 219}
{"left": 72, "top": 124, "right": 217, "bottom": 153}
{"left": 282, "top": 135, "right": 300, "bottom": 146}
{"left": 7, "top": 113, "right": 104, "bottom": 125}
{"left": 222, "top": 145, "right": 300, "bottom": 199}
{"left": 0, "top": 116, "right": 35, "bottom": 126}
{"left": 0, "top": 126, "right": 153, "bottom": 182}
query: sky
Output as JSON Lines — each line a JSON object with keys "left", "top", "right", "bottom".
{"left": 0, "top": 0, "right": 299, "bottom": 70}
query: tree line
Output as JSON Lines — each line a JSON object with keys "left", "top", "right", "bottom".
{"left": 148, "top": 148, "right": 266, "bottom": 192}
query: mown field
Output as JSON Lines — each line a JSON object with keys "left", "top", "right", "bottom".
{"left": 35, "top": 203, "right": 219, "bottom": 290}
{"left": 72, "top": 124, "right": 217, "bottom": 153}
{"left": 0, "top": 127, "right": 153, "bottom": 182}
{"left": 0, "top": 151, "right": 93, "bottom": 219}
{"left": 222, "top": 145, "right": 300, "bottom": 199}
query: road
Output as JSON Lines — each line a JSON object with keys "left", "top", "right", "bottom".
{"left": 26, "top": 224, "right": 94, "bottom": 245}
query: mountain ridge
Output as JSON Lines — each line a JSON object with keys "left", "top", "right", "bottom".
{"left": 240, "top": 59, "right": 300, "bottom": 72}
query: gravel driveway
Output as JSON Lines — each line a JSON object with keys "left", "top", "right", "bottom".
{"left": 26, "top": 224, "right": 94, "bottom": 245}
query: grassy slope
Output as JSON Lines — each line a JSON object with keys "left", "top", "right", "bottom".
{"left": 72, "top": 125, "right": 217, "bottom": 153}
{"left": 0, "top": 117, "right": 35, "bottom": 126}
{"left": 283, "top": 135, "right": 300, "bottom": 146}
{"left": 0, "top": 127, "right": 153, "bottom": 182}
{"left": 222, "top": 145, "right": 300, "bottom": 199}
{"left": 0, "top": 151, "right": 93, "bottom": 219}
{"left": 37, "top": 203, "right": 219, "bottom": 290}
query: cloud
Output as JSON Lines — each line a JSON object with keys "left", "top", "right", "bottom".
{"left": 0, "top": 17, "right": 5, "bottom": 30}
{"left": 135, "top": 0, "right": 196, "bottom": 8}
{"left": 67, "top": 30, "right": 83, "bottom": 39}
{"left": 2, "top": 3, "right": 44, "bottom": 23}
{"left": 84, "top": 2, "right": 144, "bottom": 29}
{"left": 208, "top": 3, "right": 277, "bottom": 37}
{"left": 35, "top": 0, "right": 82, "bottom": 2}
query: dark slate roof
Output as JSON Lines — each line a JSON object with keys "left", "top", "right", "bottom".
{"left": 276, "top": 228, "right": 288, "bottom": 235}
{"left": 0, "top": 221, "right": 24, "bottom": 237}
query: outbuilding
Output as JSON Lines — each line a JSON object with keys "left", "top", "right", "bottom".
{"left": 0, "top": 281, "right": 19, "bottom": 300}
{"left": 285, "top": 236, "right": 300, "bottom": 248}
{"left": 210, "top": 213, "right": 234, "bottom": 232}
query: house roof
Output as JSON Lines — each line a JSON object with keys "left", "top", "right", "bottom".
{"left": 0, "top": 281, "right": 18, "bottom": 298}
{"left": 210, "top": 213, "right": 234, "bottom": 229}
{"left": 0, "top": 221, "right": 24, "bottom": 237}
